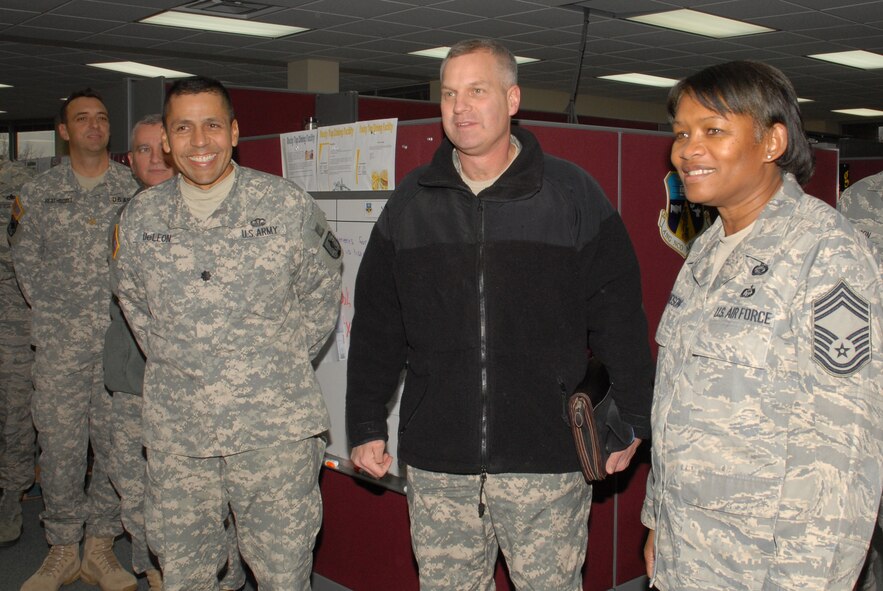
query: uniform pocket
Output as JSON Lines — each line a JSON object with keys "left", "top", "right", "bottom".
{"left": 398, "top": 363, "right": 430, "bottom": 437}
{"left": 678, "top": 467, "right": 780, "bottom": 519}
{"left": 692, "top": 321, "right": 773, "bottom": 369}
{"left": 666, "top": 467, "right": 779, "bottom": 587}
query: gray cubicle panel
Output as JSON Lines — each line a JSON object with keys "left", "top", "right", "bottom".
{"left": 103, "top": 77, "right": 166, "bottom": 155}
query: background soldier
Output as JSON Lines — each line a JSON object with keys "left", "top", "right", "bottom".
{"left": 838, "top": 171, "right": 883, "bottom": 591}
{"left": 10, "top": 89, "right": 139, "bottom": 591}
{"left": 0, "top": 156, "right": 36, "bottom": 547}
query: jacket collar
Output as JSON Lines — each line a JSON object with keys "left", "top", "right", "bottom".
{"left": 166, "top": 162, "right": 252, "bottom": 230}
{"left": 419, "top": 126, "right": 544, "bottom": 202}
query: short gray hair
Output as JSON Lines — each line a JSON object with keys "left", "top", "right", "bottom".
{"left": 130, "top": 113, "right": 163, "bottom": 151}
{"left": 440, "top": 39, "right": 518, "bottom": 88}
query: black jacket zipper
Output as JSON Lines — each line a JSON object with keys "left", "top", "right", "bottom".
{"left": 477, "top": 199, "right": 489, "bottom": 517}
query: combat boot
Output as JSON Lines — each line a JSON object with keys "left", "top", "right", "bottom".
{"left": 20, "top": 543, "right": 80, "bottom": 591}
{"left": 144, "top": 568, "right": 163, "bottom": 591}
{"left": 79, "top": 536, "right": 137, "bottom": 591}
{"left": 0, "top": 489, "right": 24, "bottom": 546}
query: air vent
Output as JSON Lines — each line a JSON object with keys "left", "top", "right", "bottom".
{"left": 176, "top": 0, "right": 282, "bottom": 19}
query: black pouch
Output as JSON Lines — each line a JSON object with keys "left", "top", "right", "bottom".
{"left": 567, "top": 358, "right": 635, "bottom": 481}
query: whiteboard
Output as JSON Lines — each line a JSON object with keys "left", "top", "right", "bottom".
{"left": 314, "top": 196, "right": 405, "bottom": 480}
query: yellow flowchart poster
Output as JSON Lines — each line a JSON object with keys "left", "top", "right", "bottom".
{"left": 316, "top": 118, "right": 397, "bottom": 191}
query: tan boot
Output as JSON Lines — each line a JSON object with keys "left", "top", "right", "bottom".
{"left": 79, "top": 536, "right": 137, "bottom": 591}
{"left": 20, "top": 544, "right": 80, "bottom": 591}
{"left": 144, "top": 568, "right": 163, "bottom": 591}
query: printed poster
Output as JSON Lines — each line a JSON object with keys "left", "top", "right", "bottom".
{"left": 280, "top": 129, "right": 318, "bottom": 191}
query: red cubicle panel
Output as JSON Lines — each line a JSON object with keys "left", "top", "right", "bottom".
{"left": 314, "top": 470, "right": 418, "bottom": 591}
{"left": 522, "top": 122, "right": 620, "bottom": 206}
{"left": 804, "top": 147, "right": 838, "bottom": 207}
{"left": 619, "top": 133, "right": 686, "bottom": 356}
{"left": 236, "top": 137, "right": 284, "bottom": 177}
{"left": 395, "top": 120, "right": 445, "bottom": 184}
{"left": 227, "top": 87, "right": 315, "bottom": 138}
{"left": 842, "top": 158, "right": 883, "bottom": 187}
{"left": 617, "top": 132, "right": 685, "bottom": 584}
{"left": 359, "top": 96, "right": 440, "bottom": 122}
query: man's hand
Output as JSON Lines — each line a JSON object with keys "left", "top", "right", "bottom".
{"left": 351, "top": 440, "right": 393, "bottom": 478}
{"left": 605, "top": 437, "right": 641, "bottom": 475}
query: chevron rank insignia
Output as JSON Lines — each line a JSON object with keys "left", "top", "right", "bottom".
{"left": 812, "top": 280, "right": 871, "bottom": 376}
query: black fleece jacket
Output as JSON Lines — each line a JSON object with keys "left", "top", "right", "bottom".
{"left": 346, "top": 126, "right": 653, "bottom": 474}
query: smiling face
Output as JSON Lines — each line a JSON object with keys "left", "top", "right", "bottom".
{"left": 58, "top": 97, "right": 110, "bottom": 156}
{"left": 440, "top": 49, "right": 520, "bottom": 162}
{"left": 162, "top": 91, "right": 239, "bottom": 190}
{"left": 670, "top": 92, "right": 785, "bottom": 222}
{"left": 129, "top": 122, "right": 174, "bottom": 188}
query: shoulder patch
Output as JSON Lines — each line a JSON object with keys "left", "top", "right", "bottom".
{"left": 812, "top": 280, "right": 871, "bottom": 376}
{"left": 323, "top": 231, "right": 342, "bottom": 259}
{"left": 7, "top": 195, "right": 24, "bottom": 238}
{"left": 112, "top": 224, "right": 120, "bottom": 259}
{"left": 10, "top": 195, "right": 23, "bottom": 221}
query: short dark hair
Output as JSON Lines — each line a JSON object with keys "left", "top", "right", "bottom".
{"left": 441, "top": 39, "right": 518, "bottom": 88}
{"left": 668, "top": 61, "right": 814, "bottom": 185}
{"left": 59, "top": 88, "right": 106, "bottom": 124}
{"left": 163, "top": 76, "right": 235, "bottom": 126}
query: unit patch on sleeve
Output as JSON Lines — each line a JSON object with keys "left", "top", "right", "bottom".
{"left": 112, "top": 224, "right": 120, "bottom": 259}
{"left": 7, "top": 195, "right": 24, "bottom": 238}
{"left": 812, "top": 280, "right": 871, "bottom": 376}
{"left": 323, "top": 231, "right": 342, "bottom": 259}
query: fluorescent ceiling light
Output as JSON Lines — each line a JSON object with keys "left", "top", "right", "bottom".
{"left": 832, "top": 108, "right": 883, "bottom": 117}
{"left": 409, "top": 47, "right": 539, "bottom": 64}
{"left": 797, "top": 98, "right": 813, "bottom": 103}
{"left": 88, "top": 61, "right": 193, "bottom": 78}
{"left": 141, "top": 11, "right": 307, "bottom": 38}
{"left": 0, "top": 84, "right": 12, "bottom": 89}
{"left": 599, "top": 73, "right": 678, "bottom": 88}
{"left": 627, "top": 9, "right": 774, "bottom": 38}
{"left": 808, "top": 50, "right": 883, "bottom": 70}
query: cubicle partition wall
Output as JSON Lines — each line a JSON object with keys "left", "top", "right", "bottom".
{"left": 233, "top": 93, "right": 839, "bottom": 590}
{"left": 842, "top": 158, "right": 883, "bottom": 188}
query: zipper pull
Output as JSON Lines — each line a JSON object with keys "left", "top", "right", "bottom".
{"left": 477, "top": 472, "right": 487, "bottom": 517}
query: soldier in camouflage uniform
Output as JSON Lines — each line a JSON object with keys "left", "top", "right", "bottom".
{"left": 10, "top": 89, "right": 139, "bottom": 591}
{"left": 106, "top": 113, "right": 246, "bottom": 591}
{"left": 840, "top": 170, "right": 883, "bottom": 258}
{"left": 0, "top": 157, "right": 36, "bottom": 547}
{"left": 642, "top": 61, "right": 883, "bottom": 591}
{"left": 838, "top": 171, "right": 883, "bottom": 591}
{"left": 113, "top": 77, "right": 341, "bottom": 591}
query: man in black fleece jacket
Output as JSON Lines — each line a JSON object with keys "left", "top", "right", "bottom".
{"left": 347, "top": 38, "right": 654, "bottom": 590}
